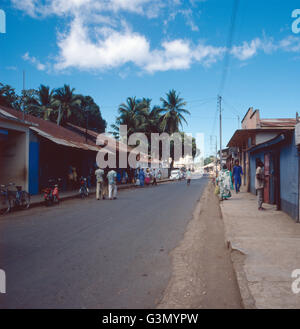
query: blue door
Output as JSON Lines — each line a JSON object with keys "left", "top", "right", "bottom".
{"left": 29, "top": 141, "right": 40, "bottom": 195}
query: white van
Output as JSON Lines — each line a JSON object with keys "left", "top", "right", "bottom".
{"left": 170, "top": 170, "right": 181, "bottom": 180}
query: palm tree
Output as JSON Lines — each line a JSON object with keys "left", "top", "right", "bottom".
{"left": 111, "top": 97, "right": 147, "bottom": 138}
{"left": 160, "top": 89, "right": 190, "bottom": 134}
{"left": 53, "top": 84, "right": 81, "bottom": 126}
{"left": 160, "top": 90, "right": 190, "bottom": 173}
{"left": 0, "top": 83, "right": 18, "bottom": 108}
{"left": 27, "top": 85, "right": 55, "bottom": 120}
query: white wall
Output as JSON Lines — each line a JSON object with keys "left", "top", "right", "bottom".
{"left": 0, "top": 121, "right": 29, "bottom": 190}
{"left": 256, "top": 132, "right": 278, "bottom": 145}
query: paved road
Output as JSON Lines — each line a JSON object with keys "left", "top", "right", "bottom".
{"left": 0, "top": 177, "right": 208, "bottom": 308}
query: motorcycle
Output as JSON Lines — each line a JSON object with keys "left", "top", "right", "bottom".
{"left": 43, "top": 178, "right": 61, "bottom": 206}
{"left": 79, "top": 177, "right": 89, "bottom": 198}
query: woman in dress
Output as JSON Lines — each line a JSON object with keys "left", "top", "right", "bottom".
{"left": 217, "top": 164, "right": 233, "bottom": 201}
{"left": 145, "top": 168, "right": 151, "bottom": 185}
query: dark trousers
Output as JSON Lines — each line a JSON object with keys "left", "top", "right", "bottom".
{"left": 234, "top": 176, "right": 241, "bottom": 192}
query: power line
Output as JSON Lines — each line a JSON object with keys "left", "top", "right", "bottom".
{"left": 188, "top": 96, "right": 216, "bottom": 104}
{"left": 218, "top": 0, "right": 240, "bottom": 95}
{"left": 222, "top": 98, "right": 241, "bottom": 115}
{"left": 210, "top": 107, "right": 219, "bottom": 137}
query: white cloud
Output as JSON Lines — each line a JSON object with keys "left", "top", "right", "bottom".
{"left": 55, "top": 19, "right": 150, "bottom": 70}
{"left": 231, "top": 35, "right": 300, "bottom": 61}
{"left": 11, "top": 0, "right": 166, "bottom": 18}
{"left": 279, "top": 36, "right": 300, "bottom": 52}
{"left": 54, "top": 19, "right": 225, "bottom": 73}
{"left": 12, "top": 0, "right": 300, "bottom": 74}
{"left": 231, "top": 38, "right": 262, "bottom": 60}
{"left": 22, "top": 52, "right": 46, "bottom": 71}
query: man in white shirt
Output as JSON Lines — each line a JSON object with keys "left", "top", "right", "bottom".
{"left": 107, "top": 169, "right": 117, "bottom": 200}
{"left": 95, "top": 167, "right": 105, "bottom": 200}
{"left": 255, "top": 158, "right": 265, "bottom": 210}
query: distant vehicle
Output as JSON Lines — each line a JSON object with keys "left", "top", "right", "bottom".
{"left": 170, "top": 170, "right": 181, "bottom": 180}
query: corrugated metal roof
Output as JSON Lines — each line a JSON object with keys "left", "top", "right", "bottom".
{"left": 30, "top": 126, "right": 101, "bottom": 152}
{"left": 67, "top": 123, "right": 134, "bottom": 153}
{"left": 0, "top": 109, "right": 38, "bottom": 127}
{"left": 0, "top": 106, "right": 103, "bottom": 152}
{"left": 260, "top": 119, "right": 296, "bottom": 128}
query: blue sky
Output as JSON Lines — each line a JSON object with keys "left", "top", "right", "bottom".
{"left": 1, "top": 0, "right": 300, "bottom": 156}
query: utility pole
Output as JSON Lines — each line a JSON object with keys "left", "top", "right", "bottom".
{"left": 22, "top": 70, "right": 25, "bottom": 121}
{"left": 218, "top": 95, "right": 222, "bottom": 166}
{"left": 85, "top": 106, "right": 89, "bottom": 143}
{"left": 237, "top": 115, "right": 240, "bottom": 129}
{"left": 215, "top": 135, "right": 218, "bottom": 176}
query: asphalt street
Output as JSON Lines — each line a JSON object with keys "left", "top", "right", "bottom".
{"left": 0, "top": 177, "right": 208, "bottom": 308}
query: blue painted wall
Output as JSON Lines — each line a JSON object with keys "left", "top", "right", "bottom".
{"left": 249, "top": 133, "right": 299, "bottom": 220}
{"left": 29, "top": 141, "right": 40, "bottom": 195}
{"left": 280, "top": 135, "right": 299, "bottom": 220}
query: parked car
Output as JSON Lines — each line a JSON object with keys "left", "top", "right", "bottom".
{"left": 170, "top": 170, "right": 181, "bottom": 180}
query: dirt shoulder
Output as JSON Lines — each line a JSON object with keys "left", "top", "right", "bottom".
{"left": 157, "top": 180, "right": 242, "bottom": 309}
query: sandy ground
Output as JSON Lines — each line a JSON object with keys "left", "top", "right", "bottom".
{"left": 158, "top": 181, "right": 242, "bottom": 309}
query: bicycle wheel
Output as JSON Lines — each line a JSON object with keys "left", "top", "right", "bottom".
{"left": 0, "top": 195, "right": 10, "bottom": 215}
{"left": 21, "top": 192, "right": 30, "bottom": 209}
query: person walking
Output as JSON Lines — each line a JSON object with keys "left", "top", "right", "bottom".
{"left": 186, "top": 168, "right": 192, "bottom": 186}
{"left": 139, "top": 168, "right": 145, "bottom": 187}
{"left": 217, "top": 164, "right": 233, "bottom": 200}
{"left": 157, "top": 169, "right": 162, "bottom": 180}
{"left": 95, "top": 166, "right": 105, "bottom": 200}
{"left": 107, "top": 168, "right": 117, "bottom": 200}
{"left": 152, "top": 169, "right": 158, "bottom": 186}
{"left": 255, "top": 158, "right": 265, "bottom": 210}
{"left": 232, "top": 159, "right": 243, "bottom": 193}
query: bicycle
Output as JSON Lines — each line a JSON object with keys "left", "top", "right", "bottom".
{"left": 11, "top": 184, "right": 30, "bottom": 210}
{"left": 0, "top": 184, "right": 12, "bottom": 215}
{"left": 0, "top": 183, "right": 30, "bottom": 215}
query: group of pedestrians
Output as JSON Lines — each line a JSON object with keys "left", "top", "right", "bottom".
{"left": 94, "top": 167, "right": 164, "bottom": 200}
{"left": 216, "top": 158, "right": 266, "bottom": 211}
{"left": 95, "top": 167, "right": 118, "bottom": 201}
{"left": 135, "top": 168, "right": 162, "bottom": 187}
{"left": 216, "top": 159, "right": 243, "bottom": 201}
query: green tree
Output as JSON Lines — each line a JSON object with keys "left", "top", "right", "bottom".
{"left": 160, "top": 89, "right": 190, "bottom": 134}
{"left": 111, "top": 97, "right": 147, "bottom": 138}
{"left": 0, "top": 83, "right": 18, "bottom": 108}
{"left": 26, "top": 85, "right": 56, "bottom": 120}
{"left": 204, "top": 156, "right": 215, "bottom": 166}
{"left": 53, "top": 84, "right": 81, "bottom": 126}
{"left": 69, "top": 95, "right": 106, "bottom": 132}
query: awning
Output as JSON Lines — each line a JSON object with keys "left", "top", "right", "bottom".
{"left": 30, "top": 127, "right": 101, "bottom": 152}
{"left": 248, "top": 133, "right": 286, "bottom": 153}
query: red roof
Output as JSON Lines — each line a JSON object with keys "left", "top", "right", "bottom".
{"left": 0, "top": 105, "right": 101, "bottom": 151}
{"left": 260, "top": 118, "right": 296, "bottom": 128}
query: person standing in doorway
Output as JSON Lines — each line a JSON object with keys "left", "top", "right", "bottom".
{"left": 232, "top": 159, "right": 243, "bottom": 193}
{"left": 95, "top": 166, "right": 105, "bottom": 200}
{"left": 256, "top": 158, "right": 265, "bottom": 210}
{"left": 107, "top": 168, "right": 117, "bottom": 200}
